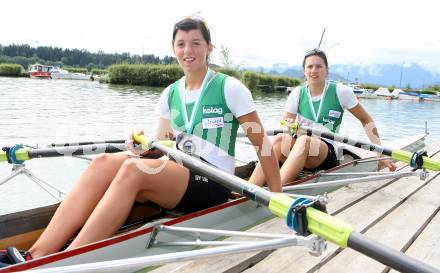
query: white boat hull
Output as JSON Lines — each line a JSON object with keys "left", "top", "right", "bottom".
{"left": 51, "top": 73, "right": 91, "bottom": 80}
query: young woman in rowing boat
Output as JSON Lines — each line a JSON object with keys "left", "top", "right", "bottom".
{"left": 250, "top": 49, "right": 396, "bottom": 187}
{"left": 0, "top": 16, "right": 281, "bottom": 263}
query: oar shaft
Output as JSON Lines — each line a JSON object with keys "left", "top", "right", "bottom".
{"left": 348, "top": 232, "right": 439, "bottom": 273}
{"left": 236, "top": 129, "right": 289, "bottom": 138}
{"left": 151, "top": 141, "right": 273, "bottom": 206}
{"left": 1, "top": 144, "right": 125, "bottom": 162}
{"left": 48, "top": 129, "right": 286, "bottom": 148}
{"left": 289, "top": 123, "right": 440, "bottom": 171}
{"left": 28, "top": 144, "right": 127, "bottom": 159}
{"left": 49, "top": 140, "right": 124, "bottom": 147}
{"left": 1, "top": 140, "right": 174, "bottom": 163}
{"left": 297, "top": 126, "right": 393, "bottom": 156}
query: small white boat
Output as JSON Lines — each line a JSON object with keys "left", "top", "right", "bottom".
{"left": 50, "top": 67, "right": 92, "bottom": 81}
{"left": 357, "top": 89, "right": 378, "bottom": 99}
{"left": 28, "top": 64, "right": 92, "bottom": 81}
{"left": 392, "top": 89, "right": 421, "bottom": 101}
{"left": 421, "top": 92, "right": 440, "bottom": 102}
{"left": 374, "top": 87, "right": 395, "bottom": 99}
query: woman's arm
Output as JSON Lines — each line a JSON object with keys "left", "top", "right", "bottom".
{"left": 238, "top": 111, "right": 282, "bottom": 192}
{"left": 156, "top": 117, "right": 175, "bottom": 141}
{"left": 348, "top": 104, "right": 396, "bottom": 171}
{"left": 282, "top": 112, "right": 297, "bottom": 124}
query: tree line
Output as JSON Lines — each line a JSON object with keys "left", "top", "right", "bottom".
{"left": 0, "top": 44, "right": 176, "bottom": 70}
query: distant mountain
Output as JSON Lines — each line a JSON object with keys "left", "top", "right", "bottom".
{"left": 245, "top": 63, "right": 440, "bottom": 89}
{"left": 331, "top": 63, "right": 440, "bottom": 89}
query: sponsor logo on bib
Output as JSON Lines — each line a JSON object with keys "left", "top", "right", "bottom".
{"left": 202, "top": 117, "right": 224, "bottom": 129}
{"left": 202, "top": 106, "right": 223, "bottom": 115}
{"left": 328, "top": 110, "right": 342, "bottom": 118}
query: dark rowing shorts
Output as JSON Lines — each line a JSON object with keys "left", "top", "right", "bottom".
{"left": 172, "top": 170, "right": 233, "bottom": 213}
{"left": 306, "top": 138, "right": 340, "bottom": 172}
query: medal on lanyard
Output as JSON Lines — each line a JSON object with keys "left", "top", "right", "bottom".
{"left": 179, "top": 69, "right": 213, "bottom": 133}
{"left": 306, "top": 81, "right": 329, "bottom": 122}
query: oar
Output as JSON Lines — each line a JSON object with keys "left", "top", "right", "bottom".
{"left": 281, "top": 120, "right": 440, "bottom": 171}
{"left": 49, "top": 140, "right": 124, "bottom": 147}
{"left": 0, "top": 144, "right": 126, "bottom": 163}
{"left": 46, "top": 129, "right": 289, "bottom": 147}
{"left": 236, "top": 129, "right": 289, "bottom": 138}
{"left": 0, "top": 141, "right": 175, "bottom": 163}
{"left": 133, "top": 133, "right": 439, "bottom": 273}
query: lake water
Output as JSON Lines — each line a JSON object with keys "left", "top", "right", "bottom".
{"left": 1, "top": 77, "right": 440, "bottom": 214}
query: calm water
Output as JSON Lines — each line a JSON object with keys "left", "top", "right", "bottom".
{"left": 1, "top": 77, "right": 439, "bottom": 214}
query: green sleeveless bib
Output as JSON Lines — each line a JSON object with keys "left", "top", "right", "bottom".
{"left": 168, "top": 72, "right": 239, "bottom": 156}
{"left": 298, "top": 81, "right": 344, "bottom": 132}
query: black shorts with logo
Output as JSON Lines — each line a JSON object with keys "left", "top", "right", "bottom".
{"left": 173, "top": 170, "right": 233, "bottom": 213}
{"left": 306, "top": 139, "right": 340, "bottom": 172}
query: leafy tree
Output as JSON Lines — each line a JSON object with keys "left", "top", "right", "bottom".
{"left": 219, "top": 45, "right": 232, "bottom": 69}
{"left": 0, "top": 43, "right": 176, "bottom": 70}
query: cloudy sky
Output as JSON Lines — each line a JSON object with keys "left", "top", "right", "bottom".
{"left": 1, "top": 0, "right": 439, "bottom": 72}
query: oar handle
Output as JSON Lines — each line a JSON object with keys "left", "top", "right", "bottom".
{"left": 132, "top": 133, "right": 174, "bottom": 151}
{"left": 132, "top": 133, "right": 152, "bottom": 151}
{"left": 280, "top": 120, "right": 299, "bottom": 135}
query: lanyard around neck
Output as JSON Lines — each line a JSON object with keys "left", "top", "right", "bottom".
{"left": 179, "top": 68, "right": 213, "bottom": 133}
{"left": 306, "top": 81, "right": 329, "bottom": 122}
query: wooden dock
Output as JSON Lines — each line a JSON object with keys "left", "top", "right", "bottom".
{"left": 150, "top": 142, "right": 440, "bottom": 273}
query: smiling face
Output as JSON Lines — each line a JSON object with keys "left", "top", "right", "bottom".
{"left": 303, "top": 55, "right": 328, "bottom": 84}
{"left": 173, "top": 29, "right": 212, "bottom": 74}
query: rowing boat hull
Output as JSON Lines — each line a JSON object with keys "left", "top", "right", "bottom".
{"left": 0, "top": 134, "right": 426, "bottom": 272}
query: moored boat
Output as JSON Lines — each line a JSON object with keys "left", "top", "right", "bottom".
{"left": 28, "top": 64, "right": 92, "bottom": 81}
{"left": 420, "top": 92, "right": 440, "bottom": 102}
{"left": 50, "top": 67, "right": 92, "bottom": 81}
{"left": 28, "top": 64, "right": 53, "bottom": 79}
{"left": 0, "top": 131, "right": 427, "bottom": 272}
{"left": 392, "top": 89, "right": 421, "bottom": 101}
{"left": 357, "top": 89, "right": 378, "bottom": 99}
{"left": 374, "top": 87, "right": 395, "bottom": 99}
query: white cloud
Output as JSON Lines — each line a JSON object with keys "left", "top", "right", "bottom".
{"left": 1, "top": 0, "right": 440, "bottom": 72}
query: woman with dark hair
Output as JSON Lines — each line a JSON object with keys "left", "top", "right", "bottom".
{"left": 250, "top": 48, "right": 396, "bottom": 187}
{"left": 1, "top": 16, "right": 282, "bottom": 264}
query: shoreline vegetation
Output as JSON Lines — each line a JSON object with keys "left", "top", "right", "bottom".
{"left": 106, "top": 64, "right": 302, "bottom": 92}
{"left": 0, "top": 62, "right": 302, "bottom": 93}
{"left": 2, "top": 62, "right": 439, "bottom": 95}
{"left": 0, "top": 43, "right": 439, "bottom": 94}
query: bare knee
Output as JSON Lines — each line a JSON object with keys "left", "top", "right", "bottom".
{"left": 89, "top": 153, "right": 119, "bottom": 169}
{"left": 292, "top": 135, "right": 312, "bottom": 155}
{"left": 274, "top": 133, "right": 294, "bottom": 159}
{"left": 81, "top": 154, "right": 125, "bottom": 189}
{"left": 113, "top": 158, "right": 162, "bottom": 191}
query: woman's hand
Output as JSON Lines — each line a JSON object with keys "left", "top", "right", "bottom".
{"left": 283, "top": 117, "right": 295, "bottom": 125}
{"left": 377, "top": 157, "right": 397, "bottom": 171}
{"left": 125, "top": 131, "right": 161, "bottom": 158}
{"left": 125, "top": 131, "right": 146, "bottom": 156}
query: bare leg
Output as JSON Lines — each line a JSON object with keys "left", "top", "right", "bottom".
{"left": 249, "top": 133, "right": 295, "bottom": 186}
{"left": 66, "top": 158, "right": 189, "bottom": 249}
{"left": 280, "top": 136, "right": 329, "bottom": 185}
{"left": 29, "top": 153, "right": 129, "bottom": 258}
